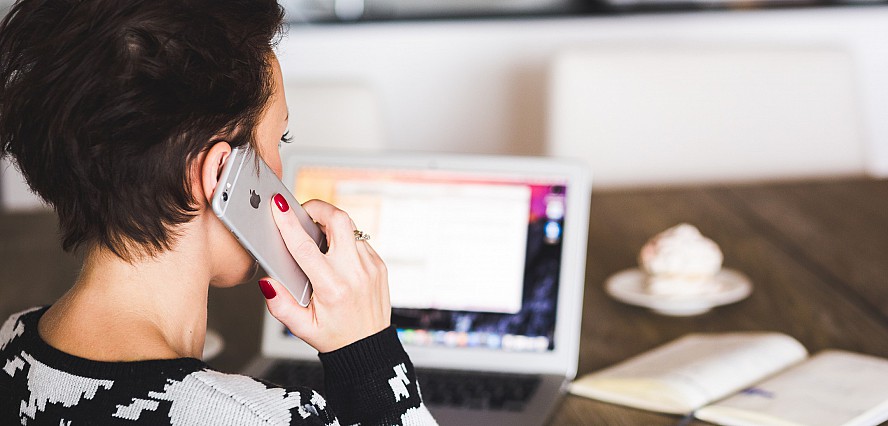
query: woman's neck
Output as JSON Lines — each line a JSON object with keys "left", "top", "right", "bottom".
{"left": 39, "top": 242, "right": 213, "bottom": 361}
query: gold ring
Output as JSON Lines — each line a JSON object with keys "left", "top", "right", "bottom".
{"left": 354, "top": 230, "right": 370, "bottom": 241}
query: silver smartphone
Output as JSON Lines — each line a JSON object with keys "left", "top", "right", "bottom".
{"left": 211, "top": 146, "right": 327, "bottom": 307}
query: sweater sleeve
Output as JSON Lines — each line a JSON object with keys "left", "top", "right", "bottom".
{"left": 317, "top": 326, "right": 437, "bottom": 426}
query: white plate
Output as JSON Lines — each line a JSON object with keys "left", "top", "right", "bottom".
{"left": 605, "top": 268, "right": 752, "bottom": 316}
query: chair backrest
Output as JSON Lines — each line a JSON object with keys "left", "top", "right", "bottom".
{"left": 547, "top": 44, "right": 866, "bottom": 187}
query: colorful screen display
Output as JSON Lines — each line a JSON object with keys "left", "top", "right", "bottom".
{"left": 291, "top": 166, "right": 567, "bottom": 352}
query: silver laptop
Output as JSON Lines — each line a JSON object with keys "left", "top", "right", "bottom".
{"left": 244, "top": 152, "right": 590, "bottom": 426}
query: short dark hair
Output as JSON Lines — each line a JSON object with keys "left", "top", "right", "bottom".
{"left": 0, "top": 0, "right": 285, "bottom": 260}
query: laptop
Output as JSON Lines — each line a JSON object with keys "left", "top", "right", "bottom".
{"left": 244, "top": 151, "right": 590, "bottom": 426}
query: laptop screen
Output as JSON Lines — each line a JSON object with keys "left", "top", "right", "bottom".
{"left": 290, "top": 165, "right": 567, "bottom": 353}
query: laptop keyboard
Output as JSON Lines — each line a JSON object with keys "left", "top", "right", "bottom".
{"left": 263, "top": 360, "right": 541, "bottom": 411}
{"left": 416, "top": 368, "right": 540, "bottom": 411}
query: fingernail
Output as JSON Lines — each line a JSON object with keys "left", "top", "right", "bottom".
{"left": 258, "top": 279, "right": 276, "bottom": 299}
{"left": 273, "top": 193, "right": 290, "bottom": 213}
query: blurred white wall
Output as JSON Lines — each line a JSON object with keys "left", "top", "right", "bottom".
{"left": 275, "top": 6, "right": 888, "bottom": 181}
{"left": 548, "top": 45, "right": 865, "bottom": 187}
{"left": 5, "top": 6, "right": 888, "bottom": 209}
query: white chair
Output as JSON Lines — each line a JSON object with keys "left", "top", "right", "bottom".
{"left": 546, "top": 44, "right": 866, "bottom": 187}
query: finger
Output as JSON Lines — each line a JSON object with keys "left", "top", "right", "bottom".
{"left": 271, "top": 194, "right": 332, "bottom": 278}
{"left": 356, "top": 240, "right": 387, "bottom": 274}
{"left": 353, "top": 244, "right": 390, "bottom": 305}
{"left": 356, "top": 238, "right": 379, "bottom": 257}
{"left": 365, "top": 256, "right": 391, "bottom": 324}
{"left": 258, "top": 277, "right": 314, "bottom": 337}
{"left": 354, "top": 242, "right": 379, "bottom": 273}
{"left": 301, "top": 200, "right": 362, "bottom": 255}
{"left": 300, "top": 200, "right": 328, "bottom": 233}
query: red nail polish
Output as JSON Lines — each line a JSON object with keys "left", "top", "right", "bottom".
{"left": 273, "top": 193, "right": 290, "bottom": 213}
{"left": 258, "top": 279, "right": 276, "bottom": 299}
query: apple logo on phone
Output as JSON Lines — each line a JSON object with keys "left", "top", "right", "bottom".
{"left": 249, "top": 189, "right": 260, "bottom": 209}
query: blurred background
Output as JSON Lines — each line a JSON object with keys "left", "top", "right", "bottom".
{"left": 3, "top": 0, "right": 888, "bottom": 209}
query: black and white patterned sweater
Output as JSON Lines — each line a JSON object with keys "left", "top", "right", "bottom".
{"left": 0, "top": 307, "right": 437, "bottom": 425}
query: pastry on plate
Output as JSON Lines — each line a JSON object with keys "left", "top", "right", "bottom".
{"left": 639, "top": 224, "right": 723, "bottom": 297}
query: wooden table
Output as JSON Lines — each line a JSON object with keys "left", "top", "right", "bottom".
{"left": 3, "top": 178, "right": 888, "bottom": 425}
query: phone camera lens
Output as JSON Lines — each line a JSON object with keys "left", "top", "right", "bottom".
{"left": 222, "top": 191, "right": 229, "bottom": 202}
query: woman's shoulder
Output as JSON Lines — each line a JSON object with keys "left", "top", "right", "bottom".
{"left": 151, "top": 368, "right": 333, "bottom": 424}
{"left": 1, "top": 306, "right": 332, "bottom": 425}
{"left": 1, "top": 307, "right": 46, "bottom": 367}
{"left": 1, "top": 306, "right": 44, "bottom": 349}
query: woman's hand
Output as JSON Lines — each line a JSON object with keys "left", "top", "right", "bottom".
{"left": 258, "top": 195, "right": 391, "bottom": 353}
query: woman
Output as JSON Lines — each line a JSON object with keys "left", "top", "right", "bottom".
{"left": 0, "top": 0, "right": 435, "bottom": 424}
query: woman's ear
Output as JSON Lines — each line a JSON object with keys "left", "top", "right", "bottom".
{"left": 200, "top": 141, "right": 233, "bottom": 203}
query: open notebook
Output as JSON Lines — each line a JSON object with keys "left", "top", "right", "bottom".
{"left": 244, "top": 151, "right": 591, "bottom": 426}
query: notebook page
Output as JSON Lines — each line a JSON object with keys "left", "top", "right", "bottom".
{"left": 570, "top": 333, "right": 807, "bottom": 414}
{"left": 695, "top": 350, "right": 888, "bottom": 426}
